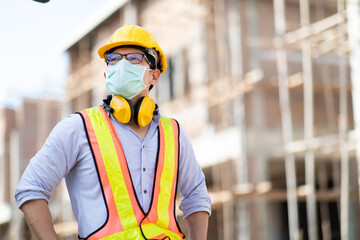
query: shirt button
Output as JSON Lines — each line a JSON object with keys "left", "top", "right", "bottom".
{"left": 144, "top": 190, "right": 147, "bottom": 194}
{"left": 143, "top": 168, "right": 146, "bottom": 172}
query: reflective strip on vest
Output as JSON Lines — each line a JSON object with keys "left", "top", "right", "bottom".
{"left": 78, "top": 107, "right": 184, "bottom": 240}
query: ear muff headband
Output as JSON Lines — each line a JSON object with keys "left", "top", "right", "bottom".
{"left": 134, "top": 96, "right": 156, "bottom": 127}
{"left": 109, "top": 96, "right": 133, "bottom": 124}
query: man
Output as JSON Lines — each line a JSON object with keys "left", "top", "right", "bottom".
{"left": 15, "top": 24, "right": 211, "bottom": 240}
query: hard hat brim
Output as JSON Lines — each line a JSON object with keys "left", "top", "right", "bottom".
{"left": 98, "top": 41, "right": 152, "bottom": 58}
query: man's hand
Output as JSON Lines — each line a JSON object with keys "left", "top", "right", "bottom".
{"left": 185, "top": 211, "right": 209, "bottom": 240}
{"left": 20, "top": 199, "right": 59, "bottom": 240}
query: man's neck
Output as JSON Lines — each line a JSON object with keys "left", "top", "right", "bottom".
{"left": 129, "top": 95, "right": 143, "bottom": 106}
{"left": 128, "top": 120, "right": 150, "bottom": 141}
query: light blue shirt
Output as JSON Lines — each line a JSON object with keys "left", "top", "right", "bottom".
{"left": 15, "top": 110, "right": 211, "bottom": 238}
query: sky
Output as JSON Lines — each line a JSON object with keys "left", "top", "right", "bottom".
{"left": 0, "top": 0, "right": 113, "bottom": 108}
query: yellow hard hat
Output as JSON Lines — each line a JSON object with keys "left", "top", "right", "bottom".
{"left": 98, "top": 24, "right": 167, "bottom": 74}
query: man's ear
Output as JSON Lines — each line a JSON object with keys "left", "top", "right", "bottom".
{"left": 150, "top": 69, "right": 161, "bottom": 85}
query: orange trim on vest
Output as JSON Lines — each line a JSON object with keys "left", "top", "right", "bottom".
{"left": 167, "top": 119, "right": 180, "bottom": 233}
{"left": 78, "top": 107, "right": 183, "bottom": 240}
{"left": 99, "top": 107, "right": 144, "bottom": 223}
{"left": 140, "top": 118, "right": 183, "bottom": 239}
{"left": 150, "top": 120, "right": 165, "bottom": 223}
{"left": 80, "top": 109, "right": 123, "bottom": 239}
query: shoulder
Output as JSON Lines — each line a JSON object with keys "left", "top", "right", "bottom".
{"left": 48, "top": 113, "right": 85, "bottom": 140}
{"left": 55, "top": 113, "right": 84, "bottom": 130}
{"left": 162, "top": 117, "right": 191, "bottom": 145}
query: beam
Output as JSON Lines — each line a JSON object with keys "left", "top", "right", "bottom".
{"left": 300, "top": 0, "right": 318, "bottom": 238}
{"left": 285, "top": 13, "right": 344, "bottom": 44}
{"left": 273, "top": 0, "right": 300, "bottom": 239}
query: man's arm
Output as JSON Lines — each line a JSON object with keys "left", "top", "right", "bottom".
{"left": 185, "top": 211, "right": 209, "bottom": 240}
{"left": 20, "top": 199, "right": 59, "bottom": 240}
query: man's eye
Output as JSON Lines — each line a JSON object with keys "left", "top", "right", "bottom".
{"left": 128, "top": 56, "right": 139, "bottom": 61}
{"left": 110, "top": 57, "right": 120, "bottom": 62}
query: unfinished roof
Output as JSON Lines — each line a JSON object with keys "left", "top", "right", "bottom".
{"left": 57, "top": 0, "right": 129, "bottom": 52}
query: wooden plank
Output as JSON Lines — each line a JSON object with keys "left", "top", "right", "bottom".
{"left": 284, "top": 13, "right": 344, "bottom": 44}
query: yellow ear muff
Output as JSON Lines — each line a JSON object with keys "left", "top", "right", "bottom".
{"left": 109, "top": 96, "right": 133, "bottom": 124}
{"left": 134, "top": 96, "right": 156, "bottom": 127}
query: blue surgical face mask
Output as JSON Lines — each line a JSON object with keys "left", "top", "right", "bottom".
{"left": 105, "top": 60, "right": 149, "bottom": 99}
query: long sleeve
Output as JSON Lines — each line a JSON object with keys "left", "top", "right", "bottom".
{"left": 177, "top": 124, "right": 211, "bottom": 219}
{"left": 14, "top": 114, "right": 84, "bottom": 208}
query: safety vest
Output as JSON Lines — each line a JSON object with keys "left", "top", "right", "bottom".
{"left": 77, "top": 106, "right": 184, "bottom": 240}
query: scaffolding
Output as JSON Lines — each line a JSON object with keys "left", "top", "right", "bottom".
{"left": 232, "top": 0, "right": 360, "bottom": 239}
{"left": 2, "top": 0, "right": 360, "bottom": 239}
{"left": 38, "top": 0, "right": 360, "bottom": 239}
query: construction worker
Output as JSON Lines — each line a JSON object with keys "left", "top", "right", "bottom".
{"left": 15, "top": 24, "right": 211, "bottom": 240}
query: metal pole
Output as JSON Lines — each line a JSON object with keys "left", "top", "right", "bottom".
{"left": 0, "top": 111, "right": 5, "bottom": 203}
{"left": 346, "top": 0, "right": 360, "bottom": 209}
{"left": 299, "top": 0, "right": 318, "bottom": 239}
{"left": 8, "top": 130, "right": 22, "bottom": 240}
{"left": 339, "top": 76, "right": 349, "bottom": 240}
{"left": 273, "top": 0, "right": 300, "bottom": 239}
{"left": 338, "top": 1, "right": 349, "bottom": 239}
{"left": 228, "top": 0, "right": 249, "bottom": 238}
{"left": 246, "top": 0, "right": 268, "bottom": 238}
{"left": 315, "top": 4, "right": 335, "bottom": 236}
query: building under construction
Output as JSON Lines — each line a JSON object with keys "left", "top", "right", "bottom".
{"left": 1, "top": 0, "right": 360, "bottom": 239}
